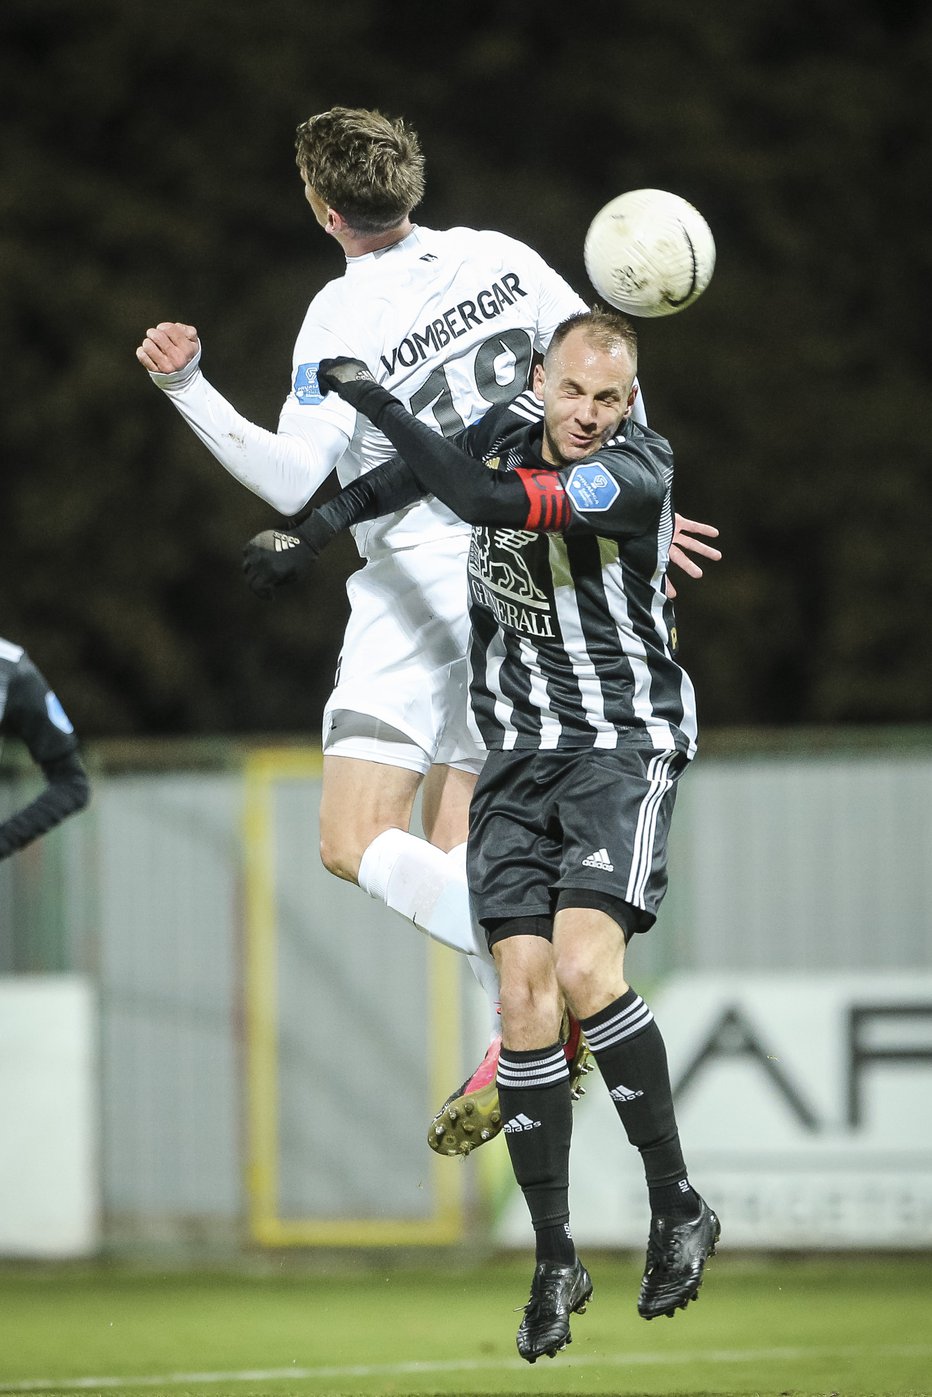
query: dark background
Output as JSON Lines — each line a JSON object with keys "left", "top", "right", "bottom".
{"left": 1, "top": 0, "right": 929, "bottom": 740}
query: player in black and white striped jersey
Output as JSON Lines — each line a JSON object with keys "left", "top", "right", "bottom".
{"left": 461, "top": 395, "right": 696, "bottom": 756}
{"left": 0, "top": 637, "right": 90, "bottom": 862}
{"left": 273, "top": 306, "right": 720, "bottom": 1358}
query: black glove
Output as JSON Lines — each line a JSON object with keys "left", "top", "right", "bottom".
{"left": 318, "top": 356, "right": 398, "bottom": 424}
{"left": 241, "top": 513, "right": 336, "bottom": 600}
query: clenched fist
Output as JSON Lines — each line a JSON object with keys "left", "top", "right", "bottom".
{"left": 136, "top": 322, "right": 201, "bottom": 377}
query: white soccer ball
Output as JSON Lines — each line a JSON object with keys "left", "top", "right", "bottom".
{"left": 584, "top": 188, "right": 716, "bottom": 317}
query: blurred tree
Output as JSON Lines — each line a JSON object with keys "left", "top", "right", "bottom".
{"left": 0, "top": 0, "right": 929, "bottom": 737}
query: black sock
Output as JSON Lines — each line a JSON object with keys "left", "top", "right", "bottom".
{"left": 535, "top": 1221, "right": 576, "bottom": 1266}
{"left": 648, "top": 1177, "right": 701, "bottom": 1219}
{"left": 497, "top": 1043, "right": 575, "bottom": 1262}
{"left": 581, "top": 989, "right": 700, "bottom": 1217}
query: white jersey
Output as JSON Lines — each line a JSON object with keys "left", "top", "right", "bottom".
{"left": 153, "top": 224, "right": 587, "bottom": 559}
{"left": 285, "top": 225, "right": 586, "bottom": 556}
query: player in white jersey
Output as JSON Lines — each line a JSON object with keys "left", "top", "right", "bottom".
{"left": 136, "top": 107, "right": 719, "bottom": 1152}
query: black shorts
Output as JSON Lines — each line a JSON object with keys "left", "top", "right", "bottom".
{"left": 467, "top": 745, "right": 689, "bottom": 940}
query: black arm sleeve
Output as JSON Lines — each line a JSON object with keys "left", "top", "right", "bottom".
{"left": 0, "top": 750, "right": 90, "bottom": 860}
{"left": 344, "top": 388, "right": 539, "bottom": 527}
{"left": 311, "top": 453, "right": 427, "bottom": 541}
{"left": 320, "top": 367, "right": 667, "bottom": 536}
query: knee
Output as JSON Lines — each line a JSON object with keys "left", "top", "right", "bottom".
{"left": 498, "top": 967, "right": 562, "bottom": 1044}
{"left": 318, "top": 818, "right": 361, "bottom": 884}
{"left": 498, "top": 977, "right": 536, "bottom": 1023}
{"left": 553, "top": 941, "right": 605, "bottom": 1015}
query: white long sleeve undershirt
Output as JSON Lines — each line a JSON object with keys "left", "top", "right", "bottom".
{"left": 149, "top": 354, "right": 348, "bottom": 517}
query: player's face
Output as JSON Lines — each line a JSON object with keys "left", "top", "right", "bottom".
{"left": 533, "top": 329, "right": 637, "bottom": 467}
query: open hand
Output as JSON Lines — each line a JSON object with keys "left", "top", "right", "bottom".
{"left": 666, "top": 515, "right": 722, "bottom": 599}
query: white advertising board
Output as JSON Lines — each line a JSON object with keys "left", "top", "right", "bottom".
{"left": 0, "top": 976, "right": 100, "bottom": 1256}
{"left": 496, "top": 972, "right": 932, "bottom": 1250}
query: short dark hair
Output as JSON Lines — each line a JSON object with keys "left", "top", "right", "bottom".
{"left": 295, "top": 106, "right": 425, "bottom": 235}
{"left": 545, "top": 307, "right": 639, "bottom": 369}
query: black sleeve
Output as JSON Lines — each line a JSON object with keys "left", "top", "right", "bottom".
{"left": 337, "top": 389, "right": 549, "bottom": 527}
{"left": 0, "top": 749, "right": 91, "bottom": 860}
{"left": 365, "top": 395, "right": 675, "bottom": 535}
{"left": 3, "top": 658, "right": 78, "bottom": 764}
{"left": 0, "top": 657, "right": 90, "bottom": 860}
{"left": 302, "top": 401, "right": 541, "bottom": 538}
{"left": 322, "top": 376, "right": 662, "bottom": 534}
{"left": 557, "top": 431, "right": 670, "bottom": 540}
{"left": 311, "top": 453, "right": 427, "bottom": 541}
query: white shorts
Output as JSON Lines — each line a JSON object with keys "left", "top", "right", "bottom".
{"left": 322, "top": 534, "right": 486, "bottom": 777}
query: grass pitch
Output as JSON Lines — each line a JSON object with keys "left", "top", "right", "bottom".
{"left": 0, "top": 1252, "right": 929, "bottom": 1397}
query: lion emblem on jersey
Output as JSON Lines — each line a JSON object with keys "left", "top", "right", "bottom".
{"left": 468, "top": 527, "right": 548, "bottom": 604}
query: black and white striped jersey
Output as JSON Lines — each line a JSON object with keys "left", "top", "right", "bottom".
{"left": 459, "top": 394, "right": 698, "bottom": 756}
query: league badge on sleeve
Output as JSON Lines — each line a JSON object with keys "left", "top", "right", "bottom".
{"left": 45, "top": 691, "right": 75, "bottom": 735}
{"left": 293, "top": 363, "right": 324, "bottom": 405}
{"left": 565, "top": 463, "right": 621, "bottom": 513}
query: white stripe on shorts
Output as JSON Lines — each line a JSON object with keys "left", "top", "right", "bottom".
{"left": 624, "top": 750, "right": 678, "bottom": 909}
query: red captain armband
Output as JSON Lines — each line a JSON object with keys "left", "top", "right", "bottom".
{"left": 513, "top": 467, "right": 572, "bottom": 532}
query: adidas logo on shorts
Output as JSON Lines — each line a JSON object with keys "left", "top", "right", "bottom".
{"left": 582, "top": 847, "right": 614, "bottom": 871}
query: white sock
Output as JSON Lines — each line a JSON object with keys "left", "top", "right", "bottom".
{"left": 357, "top": 829, "right": 501, "bottom": 1035}
{"left": 358, "top": 828, "right": 482, "bottom": 956}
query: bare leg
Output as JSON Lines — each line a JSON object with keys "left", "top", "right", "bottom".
{"left": 494, "top": 935, "right": 562, "bottom": 1050}
{"left": 319, "top": 754, "right": 423, "bottom": 882}
{"left": 319, "top": 751, "right": 494, "bottom": 969}
{"left": 552, "top": 907, "right": 628, "bottom": 1019}
{"left": 420, "top": 763, "right": 475, "bottom": 850}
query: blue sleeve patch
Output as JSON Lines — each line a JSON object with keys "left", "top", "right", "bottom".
{"left": 565, "top": 463, "right": 621, "bottom": 513}
{"left": 45, "top": 691, "right": 74, "bottom": 735}
{"left": 293, "top": 363, "right": 324, "bottom": 405}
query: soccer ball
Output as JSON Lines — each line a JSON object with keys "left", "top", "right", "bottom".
{"left": 583, "top": 189, "right": 716, "bottom": 318}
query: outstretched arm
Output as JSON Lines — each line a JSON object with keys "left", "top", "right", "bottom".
{"left": 242, "top": 356, "right": 554, "bottom": 599}
{"left": 241, "top": 358, "right": 721, "bottom": 600}
{"left": 318, "top": 357, "right": 673, "bottom": 538}
{"left": 136, "top": 322, "right": 348, "bottom": 515}
{"left": 316, "top": 358, "right": 568, "bottom": 527}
